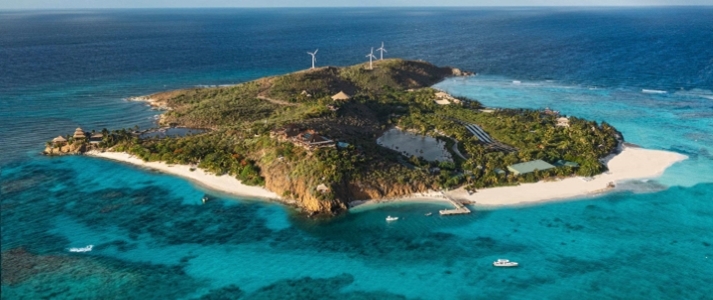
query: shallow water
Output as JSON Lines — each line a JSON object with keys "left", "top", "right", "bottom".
{"left": 2, "top": 7, "right": 713, "bottom": 299}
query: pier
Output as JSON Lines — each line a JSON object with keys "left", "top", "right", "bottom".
{"left": 439, "top": 193, "right": 471, "bottom": 216}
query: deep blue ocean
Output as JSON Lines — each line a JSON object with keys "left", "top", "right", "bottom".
{"left": 1, "top": 7, "right": 712, "bottom": 299}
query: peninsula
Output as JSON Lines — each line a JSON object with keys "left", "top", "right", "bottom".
{"left": 46, "top": 59, "right": 686, "bottom": 215}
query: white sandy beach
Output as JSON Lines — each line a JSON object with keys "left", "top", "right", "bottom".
{"left": 87, "top": 146, "right": 685, "bottom": 210}
{"left": 86, "top": 151, "right": 282, "bottom": 201}
{"left": 445, "top": 146, "right": 687, "bottom": 207}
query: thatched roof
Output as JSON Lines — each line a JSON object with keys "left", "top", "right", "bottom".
{"left": 73, "top": 127, "right": 86, "bottom": 138}
{"left": 91, "top": 133, "right": 103, "bottom": 139}
{"left": 52, "top": 135, "right": 67, "bottom": 142}
{"left": 331, "top": 91, "right": 351, "bottom": 101}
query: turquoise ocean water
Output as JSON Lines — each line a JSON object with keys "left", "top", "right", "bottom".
{"left": 1, "top": 8, "right": 712, "bottom": 299}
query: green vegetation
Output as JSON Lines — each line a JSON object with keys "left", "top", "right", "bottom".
{"left": 85, "top": 58, "right": 619, "bottom": 214}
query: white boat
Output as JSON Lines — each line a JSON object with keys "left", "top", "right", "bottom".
{"left": 68, "top": 245, "right": 93, "bottom": 253}
{"left": 386, "top": 216, "right": 399, "bottom": 222}
{"left": 493, "top": 259, "right": 518, "bottom": 267}
{"left": 425, "top": 212, "right": 432, "bottom": 216}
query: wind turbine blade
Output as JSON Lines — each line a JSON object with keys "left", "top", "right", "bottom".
{"left": 314, "top": 49, "right": 318, "bottom": 54}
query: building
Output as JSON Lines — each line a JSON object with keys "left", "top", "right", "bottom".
{"left": 272, "top": 125, "right": 335, "bottom": 150}
{"left": 331, "top": 91, "right": 351, "bottom": 101}
{"left": 295, "top": 131, "right": 335, "bottom": 149}
{"left": 52, "top": 135, "right": 67, "bottom": 146}
{"left": 556, "top": 117, "right": 570, "bottom": 127}
{"left": 507, "top": 160, "right": 556, "bottom": 175}
{"left": 73, "top": 127, "right": 86, "bottom": 140}
{"left": 554, "top": 160, "right": 580, "bottom": 168}
{"left": 89, "top": 133, "right": 103, "bottom": 144}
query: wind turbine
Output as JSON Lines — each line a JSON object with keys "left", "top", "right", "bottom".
{"left": 307, "top": 49, "right": 318, "bottom": 69}
{"left": 376, "top": 42, "right": 387, "bottom": 60}
{"left": 366, "top": 47, "right": 376, "bottom": 70}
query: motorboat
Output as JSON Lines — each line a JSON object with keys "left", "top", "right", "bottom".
{"left": 202, "top": 195, "right": 209, "bottom": 204}
{"left": 386, "top": 216, "right": 399, "bottom": 222}
{"left": 68, "top": 245, "right": 93, "bottom": 253}
{"left": 493, "top": 259, "right": 518, "bottom": 267}
{"left": 425, "top": 212, "right": 432, "bottom": 216}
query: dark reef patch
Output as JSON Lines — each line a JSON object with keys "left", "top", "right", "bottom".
{"left": 242, "top": 274, "right": 410, "bottom": 300}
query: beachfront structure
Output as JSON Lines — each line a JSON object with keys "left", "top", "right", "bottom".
{"left": 376, "top": 42, "right": 387, "bottom": 60}
{"left": 52, "top": 135, "right": 67, "bottom": 146}
{"left": 307, "top": 49, "right": 318, "bottom": 69}
{"left": 507, "top": 159, "right": 556, "bottom": 175}
{"left": 73, "top": 127, "right": 86, "bottom": 140}
{"left": 366, "top": 47, "right": 376, "bottom": 70}
{"left": 554, "top": 160, "right": 580, "bottom": 168}
{"left": 556, "top": 117, "right": 570, "bottom": 127}
{"left": 331, "top": 91, "right": 351, "bottom": 101}
{"left": 89, "top": 133, "right": 103, "bottom": 144}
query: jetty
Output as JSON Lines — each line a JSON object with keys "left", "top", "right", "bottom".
{"left": 439, "top": 193, "right": 471, "bottom": 216}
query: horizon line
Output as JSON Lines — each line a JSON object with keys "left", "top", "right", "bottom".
{"left": 2, "top": 5, "right": 712, "bottom": 10}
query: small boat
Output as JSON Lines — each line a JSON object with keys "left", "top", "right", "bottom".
{"left": 68, "top": 245, "right": 93, "bottom": 253}
{"left": 386, "top": 216, "right": 399, "bottom": 222}
{"left": 493, "top": 259, "right": 518, "bottom": 267}
{"left": 425, "top": 212, "right": 432, "bottom": 216}
{"left": 201, "top": 195, "right": 209, "bottom": 204}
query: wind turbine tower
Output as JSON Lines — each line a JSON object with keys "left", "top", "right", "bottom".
{"left": 376, "top": 42, "right": 387, "bottom": 60}
{"left": 366, "top": 47, "right": 377, "bottom": 70}
{"left": 307, "top": 49, "right": 318, "bottom": 69}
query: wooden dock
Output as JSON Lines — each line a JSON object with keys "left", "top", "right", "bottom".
{"left": 439, "top": 194, "right": 471, "bottom": 216}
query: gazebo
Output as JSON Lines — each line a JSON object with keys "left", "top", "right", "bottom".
{"left": 331, "top": 91, "right": 351, "bottom": 101}
{"left": 73, "top": 127, "right": 86, "bottom": 139}
{"left": 52, "top": 135, "right": 67, "bottom": 146}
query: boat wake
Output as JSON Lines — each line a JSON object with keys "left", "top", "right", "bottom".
{"left": 642, "top": 89, "right": 667, "bottom": 94}
{"left": 68, "top": 245, "right": 93, "bottom": 253}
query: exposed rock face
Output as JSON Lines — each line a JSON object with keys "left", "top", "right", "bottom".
{"left": 450, "top": 67, "right": 474, "bottom": 77}
{"left": 261, "top": 162, "right": 346, "bottom": 215}
{"left": 261, "top": 160, "right": 432, "bottom": 215}
{"left": 43, "top": 143, "right": 86, "bottom": 155}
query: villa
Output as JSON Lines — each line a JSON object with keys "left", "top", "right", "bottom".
{"left": 507, "top": 159, "right": 556, "bottom": 175}
{"left": 272, "top": 125, "right": 335, "bottom": 150}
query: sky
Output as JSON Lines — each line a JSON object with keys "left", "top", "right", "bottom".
{"left": 1, "top": 0, "right": 711, "bottom": 9}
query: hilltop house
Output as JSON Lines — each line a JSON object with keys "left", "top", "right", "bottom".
{"left": 272, "top": 125, "right": 335, "bottom": 150}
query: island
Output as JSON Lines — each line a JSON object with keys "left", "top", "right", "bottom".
{"left": 44, "top": 59, "right": 686, "bottom": 215}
